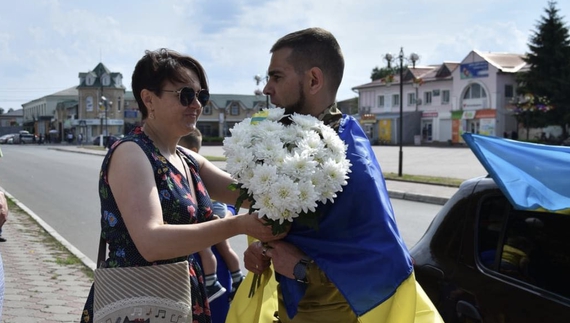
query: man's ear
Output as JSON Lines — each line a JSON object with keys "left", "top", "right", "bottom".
{"left": 307, "top": 67, "right": 324, "bottom": 94}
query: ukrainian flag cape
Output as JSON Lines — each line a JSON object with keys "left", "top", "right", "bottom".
{"left": 227, "top": 115, "right": 442, "bottom": 322}
{"left": 462, "top": 133, "right": 570, "bottom": 213}
{"left": 279, "top": 114, "right": 412, "bottom": 317}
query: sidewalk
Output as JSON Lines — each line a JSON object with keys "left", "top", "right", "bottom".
{"left": 0, "top": 145, "right": 459, "bottom": 322}
{"left": 0, "top": 195, "right": 92, "bottom": 322}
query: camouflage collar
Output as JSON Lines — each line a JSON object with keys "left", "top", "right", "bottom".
{"left": 316, "top": 103, "right": 342, "bottom": 131}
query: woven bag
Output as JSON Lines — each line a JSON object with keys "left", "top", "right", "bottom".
{"left": 93, "top": 260, "right": 192, "bottom": 323}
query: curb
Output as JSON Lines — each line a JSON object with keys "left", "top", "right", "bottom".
{"left": 388, "top": 190, "right": 449, "bottom": 206}
{"left": 0, "top": 186, "right": 96, "bottom": 273}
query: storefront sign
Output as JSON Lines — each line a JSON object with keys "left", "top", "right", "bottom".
{"left": 475, "top": 109, "right": 496, "bottom": 119}
{"left": 462, "top": 111, "right": 476, "bottom": 119}
{"left": 422, "top": 111, "right": 438, "bottom": 118}
{"left": 460, "top": 61, "right": 489, "bottom": 79}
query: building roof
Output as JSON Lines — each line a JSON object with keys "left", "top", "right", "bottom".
{"left": 208, "top": 94, "right": 271, "bottom": 109}
{"left": 1, "top": 108, "right": 23, "bottom": 117}
{"left": 21, "top": 86, "right": 78, "bottom": 106}
{"left": 473, "top": 50, "right": 527, "bottom": 73}
{"left": 52, "top": 86, "right": 79, "bottom": 97}
{"left": 77, "top": 62, "right": 125, "bottom": 89}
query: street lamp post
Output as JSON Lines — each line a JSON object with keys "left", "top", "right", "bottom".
{"left": 383, "top": 48, "right": 419, "bottom": 177}
{"left": 99, "top": 96, "right": 112, "bottom": 147}
{"left": 254, "top": 74, "right": 269, "bottom": 109}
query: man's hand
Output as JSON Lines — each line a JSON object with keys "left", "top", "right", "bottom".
{"left": 265, "top": 240, "right": 306, "bottom": 280}
{"left": 244, "top": 241, "right": 271, "bottom": 274}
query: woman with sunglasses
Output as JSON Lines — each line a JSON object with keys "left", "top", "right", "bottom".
{"left": 80, "top": 48, "right": 284, "bottom": 323}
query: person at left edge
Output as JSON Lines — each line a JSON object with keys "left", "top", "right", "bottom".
{"left": 80, "top": 48, "right": 285, "bottom": 323}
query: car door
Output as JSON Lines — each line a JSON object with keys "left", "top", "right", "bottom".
{"left": 449, "top": 184, "right": 570, "bottom": 323}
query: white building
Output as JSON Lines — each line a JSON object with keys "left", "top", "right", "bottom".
{"left": 352, "top": 50, "right": 526, "bottom": 144}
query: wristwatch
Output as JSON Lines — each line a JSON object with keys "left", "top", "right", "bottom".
{"left": 293, "top": 257, "right": 311, "bottom": 283}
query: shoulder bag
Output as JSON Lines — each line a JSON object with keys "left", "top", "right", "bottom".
{"left": 93, "top": 154, "right": 195, "bottom": 322}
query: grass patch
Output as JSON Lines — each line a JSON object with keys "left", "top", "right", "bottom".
{"left": 82, "top": 145, "right": 106, "bottom": 151}
{"left": 55, "top": 255, "right": 81, "bottom": 266}
{"left": 383, "top": 172, "right": 463, "bottom": 187}
{"left": 204, "top": 155, "right": 226, "bottom": 162}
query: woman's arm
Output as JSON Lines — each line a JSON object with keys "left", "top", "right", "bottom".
{"left": 107, "top": 142, "right": 274, "bottom": 262}
{"left": 182, "top": 148, "right": 251, "bottom": 208}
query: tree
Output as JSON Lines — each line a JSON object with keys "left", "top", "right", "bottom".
{"left": 370, "top": 66, "right": 396, "bottom": 81}
{"left": 0, "top": 108, "right": 4, "bottom": 115}
{"left": 518, "top": 1, "right": 570, "bottom": 137}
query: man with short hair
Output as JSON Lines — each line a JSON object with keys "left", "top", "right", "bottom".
{"left": 234, "top": 27, "right": 442, "bottom": 323}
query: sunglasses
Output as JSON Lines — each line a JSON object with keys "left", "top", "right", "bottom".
{"left": 162, "top": 87, "right": 210, "bottom": 106}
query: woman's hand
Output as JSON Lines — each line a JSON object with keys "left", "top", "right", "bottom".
{"left": 241, "top": 212, "right": 288, "bottom": 242}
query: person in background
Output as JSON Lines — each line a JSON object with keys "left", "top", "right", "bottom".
{"left": 0, "top": 150, "right": 6, "bottom": 243}
{"left": 237, "top": 27, "right": 442, "bottom": 323}
{"left": 80, "top": 48, "right": 284, "bottom": 323}
{"left": 179, "top": 129, "right": 246, "bottom": 306}
{"left": 0, "top": 189, "right": 8, "bottom": 319}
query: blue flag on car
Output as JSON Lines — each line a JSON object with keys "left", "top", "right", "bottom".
{"left": 462, "top": 132, "right": 570, "bottom": 213}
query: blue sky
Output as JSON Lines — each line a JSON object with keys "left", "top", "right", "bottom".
{"left": 0, "top": 0, "right": 568, "bottom": 111}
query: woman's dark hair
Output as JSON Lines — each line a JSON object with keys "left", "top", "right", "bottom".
{"left": 131, "top": 48, "right": 208, "bottom": 119}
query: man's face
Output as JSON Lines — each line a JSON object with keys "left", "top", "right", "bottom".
{"left": 263, "top": 48, "right": 307, "bottom": 115}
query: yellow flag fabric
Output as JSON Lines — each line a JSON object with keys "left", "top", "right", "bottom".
{"left": 358, "top": 273, "right": 443, "bottom": 323}
{"left": 225, "top": 236, "right": 279, "bottom": 323}
{"left": 226, "top": 257, "right": 442, "bottom": 323}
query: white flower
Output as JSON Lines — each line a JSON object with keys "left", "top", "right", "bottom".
{"left": 266, "top": 108, "right": 286, "bottom": 121}
{"left": 248, "top": 164, "right": 279, "bottom": 195}
{"left": 223, "top": 108, "right": 351, "bottom": 230}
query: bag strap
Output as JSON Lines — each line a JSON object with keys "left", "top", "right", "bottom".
{"left": 97, "top": 236, "right": 106, "bottom": 268}
{"left": 179, "top": 152, "right": 193, "bottom": 183}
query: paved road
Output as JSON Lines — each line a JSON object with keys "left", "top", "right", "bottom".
{"left": 200, "top": 144, "right": 488, "bottom": 180}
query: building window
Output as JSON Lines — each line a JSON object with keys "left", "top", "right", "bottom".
{"left": 101, "top": 74, "right": 110, "bottom": 86}
{"left": 464, "top": 83, "right": 487, "bottom": 99}
{"left": 407, "top": 93, "right": 416, "bottom": 106}
{"left": 442, "top": 90, "right": 450, "bottom": 105}
{"left": 230, "top": 103, "right": 239, "bottom": 115}
{"left": 377, "top": 95, "right": 385, "bottom": 108}
{"left": 392, "top": 94, "right": 400, "bottom": 107}
{"left": 505, "top": 85, "right": 514, "bottom": 99}
{"left": 424, "top": 91, "right": 432, "bottom": 105}
{"left": 203, "top": 105, "right": 212, "bottom": 115}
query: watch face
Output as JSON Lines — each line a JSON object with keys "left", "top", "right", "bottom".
{"left": 293, "top": 260, "right": 308, "bottom": 282}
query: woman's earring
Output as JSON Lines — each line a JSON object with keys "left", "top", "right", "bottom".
{"left": 149, "top": 110, "right": 155, "bottom": 119}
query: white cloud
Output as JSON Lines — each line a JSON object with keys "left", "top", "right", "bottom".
{"left": 0, "top": 0, "right": 567, "bottom": 110}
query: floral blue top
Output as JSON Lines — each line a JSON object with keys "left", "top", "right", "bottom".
{"left": 81, "top": 126, "right": 214, "bottom": 323}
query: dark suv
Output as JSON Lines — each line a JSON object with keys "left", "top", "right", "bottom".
{"left": 411, "top": 176, "right": 570, "bottom": 323}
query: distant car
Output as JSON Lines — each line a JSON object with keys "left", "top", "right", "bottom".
{"left": 92, "top": 135, "right": 120, "bottom": 147}
{"left": 411, "top": 176, "right": 570, "bottom": 323}
{"left": 12, "top": 133, "right": 37, "bottom": 144}
{"left": 0, "top": 134, "right": 16, "bottom": 144}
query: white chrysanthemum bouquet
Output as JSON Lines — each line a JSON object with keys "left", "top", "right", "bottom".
{"left": 223, "top": 108, "right": 352, "bottom": 235}
{"left": 223, "top": 108, "right": 352, "bottom": 297}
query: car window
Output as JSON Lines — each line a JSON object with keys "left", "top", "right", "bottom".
{"left": 477, "top": 195, "right": 570, "bottom": 300}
